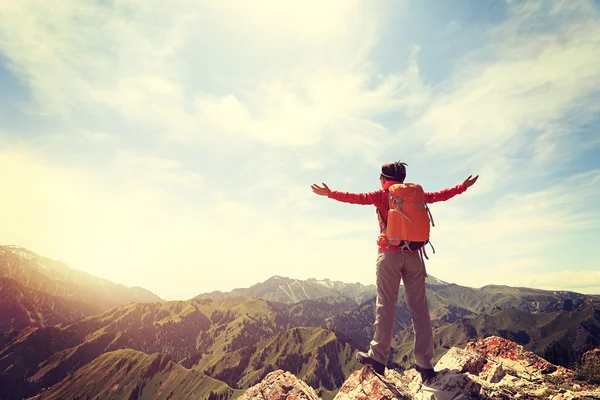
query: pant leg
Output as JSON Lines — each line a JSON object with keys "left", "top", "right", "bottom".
{"left": 367, "top": 251, "right": 403, "bottom": 365}
{"left": 402, "top": 252, "right": 434, "bottom": 369}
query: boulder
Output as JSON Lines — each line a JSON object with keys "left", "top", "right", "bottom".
{"left": 239, "top": 370, "right": 320, "bottom": 400}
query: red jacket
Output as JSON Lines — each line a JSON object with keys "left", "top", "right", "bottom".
{"left": 328, "top": 183, "right": 467, "bottom": 252}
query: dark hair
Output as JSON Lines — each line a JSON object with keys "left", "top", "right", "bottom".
{"left": 381, "top": 161, "right": 408, "bottom": 182}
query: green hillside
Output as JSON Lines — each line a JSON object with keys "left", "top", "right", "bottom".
{"left": 285, "top": 295, "right": 359, "bottom": 328}
{"left": 392, "top": 307, "right": 600, "bottom": 368}
{"left": 0, "top": 277, "right": 101, "bottom": 333}
{"left": 31, "top": 349, "right": 241, "bottom": 400}
{"left": 0, "top": 297, "right": 290, "bottom": 400}
{"left": 1, "top": 249, "right": 599, "bottom": 400}
{"left": 194, "top": 326, "right": 362, "bottom": 392}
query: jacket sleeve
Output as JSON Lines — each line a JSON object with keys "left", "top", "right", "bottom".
{"left": 327, "top": 190, "right": 384, "bottom": 205}
{"left": 425, "top": 183, "right": 467, "bottom": 203}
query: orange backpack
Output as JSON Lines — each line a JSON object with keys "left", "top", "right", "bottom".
{"left": 377, "top": 183, "right": 434, "bottom": 250}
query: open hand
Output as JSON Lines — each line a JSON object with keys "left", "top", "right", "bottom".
{"left": 311, "top": 183, "right": 331, "bottom": 196}
{"left": 463, "top": 175, "right": 479, "bottom": 189}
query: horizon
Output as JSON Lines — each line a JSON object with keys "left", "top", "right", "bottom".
{"left": 4, "top": 243, "right": 599, "bottom": 300}
{"left": 1, "top": 1, "right": 600, "bottom": 300}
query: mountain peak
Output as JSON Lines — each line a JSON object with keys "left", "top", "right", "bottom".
{"left": 239, "top": 370, "right": 319, "bottom": 400}
{"left": 0, "top": 245, "right": 164, "bottom": 308}
{"left": 1, "top": 245, "right": 43, "bottom": 261}
{"left": 196, "top": 275, "right": 376, "bottom": 305}
{"left": 241, "top": 336, "right": 600, "bottom": 399}
{"left": 425, "top": 275, "right": 449, "bottom": 286}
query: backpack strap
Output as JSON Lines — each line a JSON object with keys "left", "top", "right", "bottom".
{"left": 418, "top": 247, "right": 429, "bottom": 277}
{"left": 419, "top": 240, "right": 436, "bottom": 261}
{"left": 376, "top": 208, "right": 386, "bottom": 234}
{"left": 398, "top": 241, "right": 413, "bottom": 251}
{"left": 425, "top": 203, "right": 435, "bottom": 227}
{"left": 427, "top": 240, "right": 435, "bottom": 255}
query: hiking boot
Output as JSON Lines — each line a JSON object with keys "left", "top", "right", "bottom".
{"left": 415, "top": 365, "right": 436, "bottom": 381}
{"left": 356, "top": 351, "right": 386, "bottom": 375}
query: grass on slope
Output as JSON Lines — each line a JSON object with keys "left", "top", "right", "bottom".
{"left": 391, "top": 308, "right": 600, "bottom": 368}
{"left": 195, "top": 326, "right": 362, "bottom": 392}
{"left": 32, "top": 349, "right": 242, "bottom": 400}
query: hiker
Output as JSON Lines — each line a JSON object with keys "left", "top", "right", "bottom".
{"left": 311, "top": 161, "right": 478, "bottom": 381}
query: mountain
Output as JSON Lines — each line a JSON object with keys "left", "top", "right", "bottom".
{"left": 0, "top": 296, "right": 293, "bottom": 399}
{"left": 196, "top": 276, "right": 377, "bottom": 305}
{"left": 194, "top": 275, "right": 600, "bottom": 372}
{"left": 0, "top": 294, "right": 368, "bottom": 400}
{"left": 0, "top": 245, "right": 163, "bottom": 327}
{"left": 29, "top": 349, "right": 242, "bottom": 400}
{"left": 195, "top": 326, "right": 362, "bottom": 392}
{"left": 17, "top": 336, "right": 600, "bottom": 399}
{"left": 326, "top": 280, "right": 600, "bottom": 354}
{"left": 0, "top": 277, "right": 100, "bottom": 333}
{"left": 389, "top": 306, "right": 600, "bottom": 371}
{"left": 284, "top": 295, "right": 361, "bottom": 329}
{"left": 1, "top": 246, "right": 599, "bottom": 399}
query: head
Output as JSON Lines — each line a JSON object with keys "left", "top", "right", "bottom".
{"left": 380, "top": 161, "right": 407, "bottom": 188}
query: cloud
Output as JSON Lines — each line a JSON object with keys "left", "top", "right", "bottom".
{"left": 519, "top": 270, "right": 600, "bottom": 295}
{"left": 1, "top": 0, "right": 599, "bottom": 300}
{"left": 116, "top": 151, "right": 202, "bottom": 189}
{"left": 425, "top": 169, "right": 600, "bottom": 292}
{"left": 0, "top": 0, "right": 425, "bottom": 162}
{"left": 0, "top": 147, "right": 380, "bottom": 299}
{"left": 406, "top": 0, "right": 600, "bottom": 187}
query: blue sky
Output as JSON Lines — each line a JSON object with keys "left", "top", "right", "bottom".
{"left": 0, "top": 0, "right": 599, "bottom": 300}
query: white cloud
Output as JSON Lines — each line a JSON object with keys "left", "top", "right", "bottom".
{"left": 407, "top": 0, "right": 600, "bottom": 188}
{"left": 0, "top": 148, "right": 381, "bottom": 299}
{"left": 116, "top": 151, "right": 202, "bottom": 189}
{"left": 1, "top": 0, "right": 599, "bottom": 300}
{"left": 425, "top": 169, "right": 600, "bottom": 292}
{"left": 0, "top": 0, "right": 423, "bottom": 159}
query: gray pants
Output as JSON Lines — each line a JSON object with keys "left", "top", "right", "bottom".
{"left": 367, "top": 251, "right": 434, "bottom": 369}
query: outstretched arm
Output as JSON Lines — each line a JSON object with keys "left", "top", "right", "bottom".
{"left": 311, "top": 182, "right": 382, "bottom": 205}
{"left": 425, "top": 175, "right": 479, "bottom": 203}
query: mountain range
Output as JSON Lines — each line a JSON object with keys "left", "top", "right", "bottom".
{"left": 0, "top": 246, "right": 163, "bottom": 301}
{"left": 0, "top": 245, "right": 598, "bottom": 400}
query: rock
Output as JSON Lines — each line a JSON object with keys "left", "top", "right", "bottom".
{"left": 479, "top": 361, "right": 505, "bottom": 383}
{"left": 582, "top": 348, "right": 600, "bottom": 366}
{"left": 434, "top": 345, "right": 506, "bottom": 384}
{"left": 238, "top": 370, "right": 320, "bottom": 400}
{"left": 333, "top": 368, "right": 411, "bottom": 400}
{"left": 334, "top": 367, "right": 481, "bottom": 400}
{"left": 241, "top": 337, "right": 600, "bottom": 400}
{"left": 466, "top": 336, "right": 564, "bottom": 380}
{"left": 434, "top": 347, "right": 487, "bottom": 375}
{"left": 405, "top": 368, "right": 482, "bottom": 400}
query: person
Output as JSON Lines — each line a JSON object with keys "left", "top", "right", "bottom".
{"left": 311, "top": 161, "right": 478, "bottom": 380}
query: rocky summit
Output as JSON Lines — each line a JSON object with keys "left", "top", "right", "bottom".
{"left": 241, "top": 336, "right": 600, "bottom": 400}
{"left": 239, "top": 370, "right": 321, "bottom": 400}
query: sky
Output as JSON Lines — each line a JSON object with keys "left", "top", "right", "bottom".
{"left": 0, "top": 0, "right": 599, "bottom": 300}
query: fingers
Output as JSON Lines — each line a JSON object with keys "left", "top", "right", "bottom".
{"left": 311, "top": 183, "right": 326, "bottom": 195}
{"left": 465, "top": 174, "right": 479, "bottom": 188}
